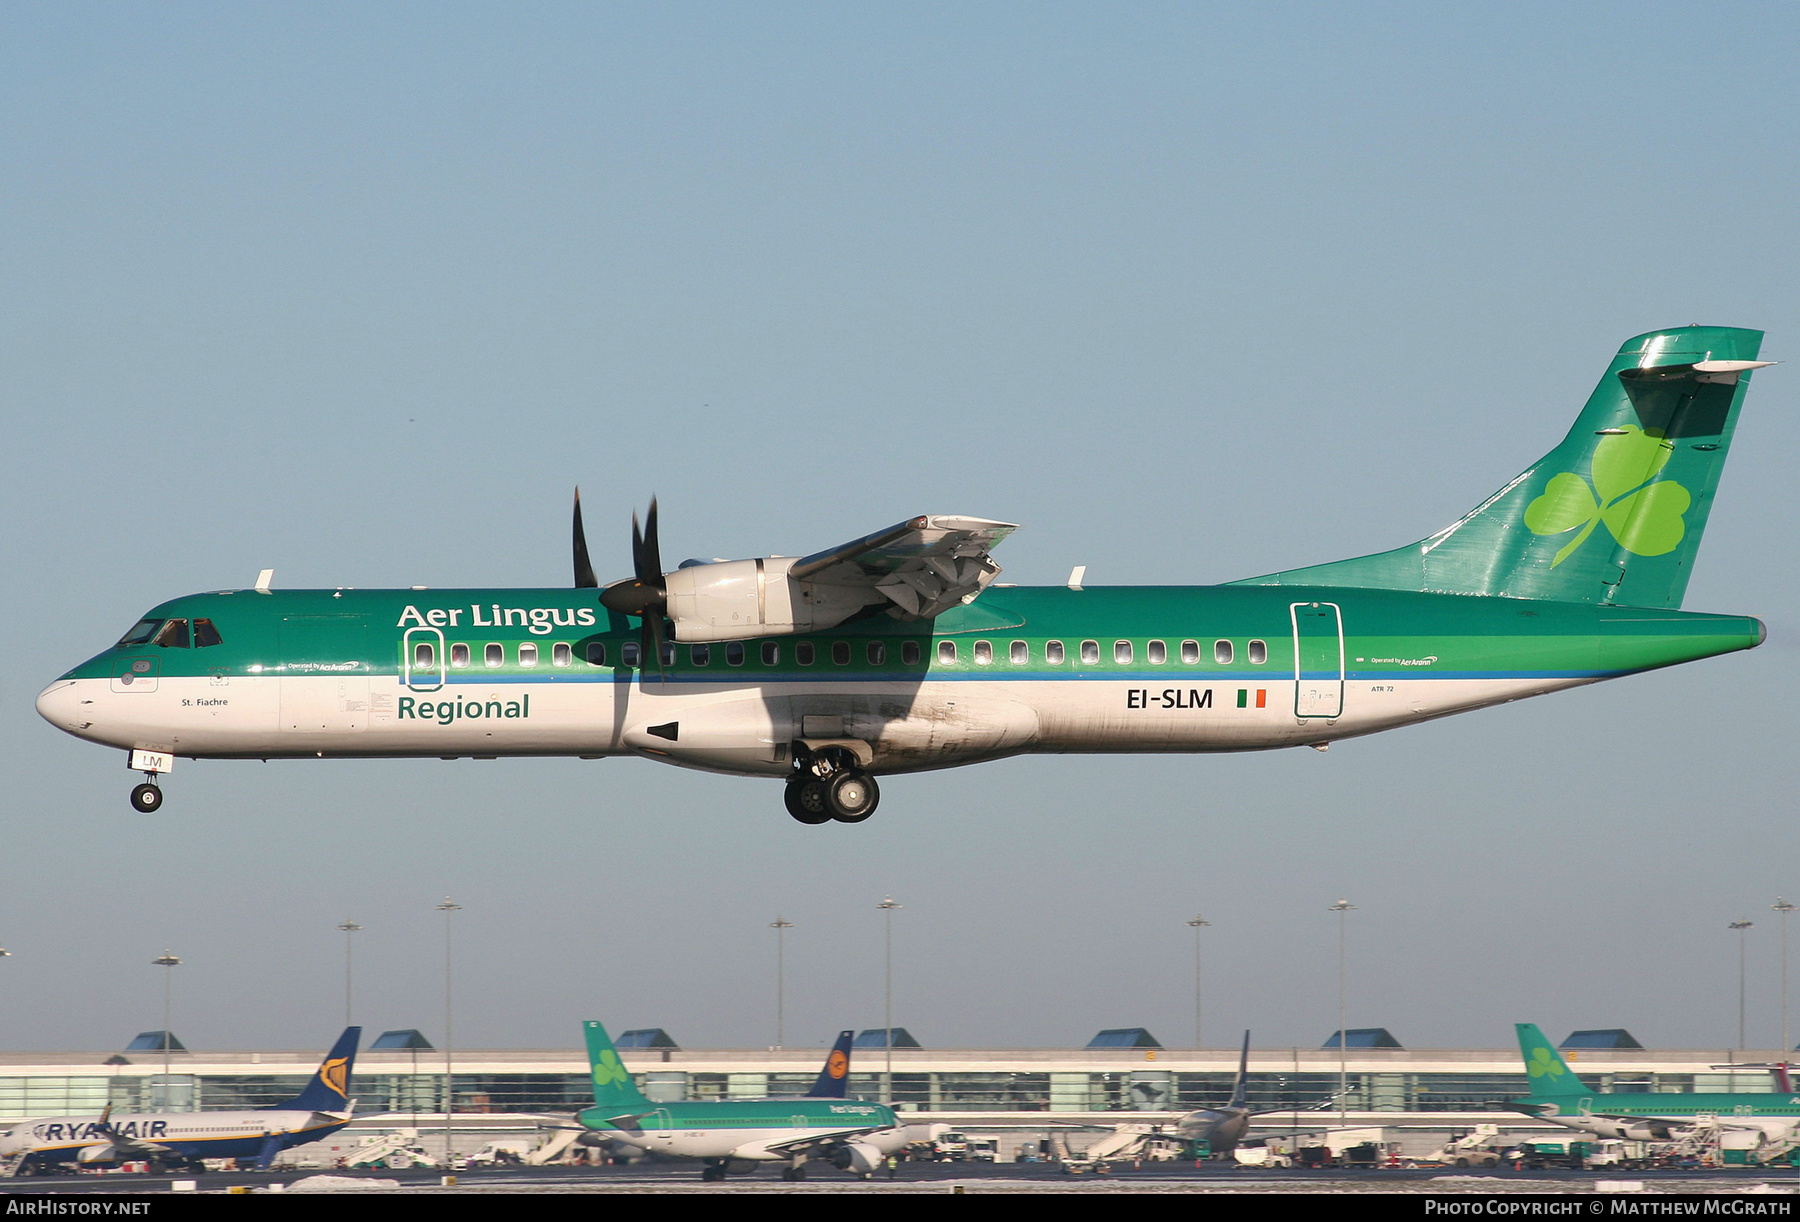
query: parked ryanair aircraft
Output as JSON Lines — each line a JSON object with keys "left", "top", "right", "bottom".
{"left": 0, "top": 1028, "right": 358, "bottom": 1177}
{"left": 36, "top": 328, "right": 1771, "bottom": 822}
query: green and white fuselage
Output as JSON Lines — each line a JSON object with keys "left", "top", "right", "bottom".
{"left": 34, "top": 326, "right": 1774, "bottom": 817}
{"left": 35, "top": 583, "right": 1764, "bottom": 774}
{"left": 1514, "top": 1024, "right": 1800, "bottom": 1144}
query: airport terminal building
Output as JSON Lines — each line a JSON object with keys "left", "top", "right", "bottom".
{"left": 0, "top": 1030, "right": 1791, "bottom": 1148}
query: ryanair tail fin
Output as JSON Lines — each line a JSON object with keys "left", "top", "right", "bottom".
{"left": 805, "top": 1030, "right": 855, "bottom": 1099}
{"left": 1516, "top": 1023, "right": 1588, "bottom": 1097}
{"left": 1232, "top": 327, "right": 1770, "bottom": 609}
{"left": 278, "top": 1027, "right": 360, "bottom": 1113}
{"left": 583, "top": 1021, "right": 654, "bottom": 1113}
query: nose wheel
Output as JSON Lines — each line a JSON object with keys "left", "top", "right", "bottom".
{"left": 129, "top": 781, "right": 163, "bottom": 813}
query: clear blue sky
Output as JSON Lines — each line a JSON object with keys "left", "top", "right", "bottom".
{"left": 4, "top": 1, "right": 1798, "bottom": 1053}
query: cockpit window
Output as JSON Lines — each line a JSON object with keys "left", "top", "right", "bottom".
{"left": 117, "top": 619, "right": 164, "bottom": 648}
{"left": 193, "top": 619, "right": 223, "bottom": 648}
{"left": 152, "top": 619, "right": 191, "bottom": 649}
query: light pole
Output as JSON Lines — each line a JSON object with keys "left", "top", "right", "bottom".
{"left": 436, "top": 898, "right": 461, "bottom": 1163}
{"left": 1730, "top": 919, "right": 1754, "bottom": 1051}
{"left": 1186, "top": 916, "right": 1211, "bottom": 1050}
{"left": 1329, "top": 900, "right": 1355, "bottom": 1123}
{"left": 877, "top": 897, "right": 901, "bottom": 1105}
{"left": 152, "top": 951, "right": 181, "bottom": 1107}
{"left": 1775, "top": 900, "right": 1795, "bottom": 1054}
{"left": 770, "top": 917, "right": 794, "bottom": 1050}
{"left": 336, "top": 919, "right": 363, "bottom": 1028}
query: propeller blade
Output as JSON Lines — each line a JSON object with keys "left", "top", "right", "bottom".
{"left": 644, "top": 608, "right": 668, "bottom": 683}
{"left": 573, "top": 488, "right": 599, "bottom": 589}
{"left": 638, "top": 497, "right": 663, "bottom": 586}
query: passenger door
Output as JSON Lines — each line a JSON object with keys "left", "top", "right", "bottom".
{"left": 1290, "top": 602, "right": 1344, "bottom": 719}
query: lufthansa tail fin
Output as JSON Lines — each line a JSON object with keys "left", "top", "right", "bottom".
{"left": 1228, "top": 1030, "right": 1251, "bottom": 1110}
{"left": 805, "top": 1030, "right": 855, "bottom": 1099}
{"left": 1232, "top": 327, "right": 1770, "bottom": 609}
{"left": 1516, "top": 1023, "right": 1589, "bottom": 1097}
{"left": 583, "top": 1021, "right": 655, "bottom": 1113}
{"left": 277, "top": 1027, "right": 360, "bottom": 1113}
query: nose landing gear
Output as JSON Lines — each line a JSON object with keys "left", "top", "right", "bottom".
{"left": 783, "top": 747, "right": 880, "bottom": 825}
{"left": 129, "top": 781, "right": 163, "bottom": 813}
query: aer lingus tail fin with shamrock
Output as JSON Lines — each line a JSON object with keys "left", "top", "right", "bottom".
{"left": 1515, "top": 1023, "right": 1590, "bottom": 1100}
{"left": 1233, "top": 326, "right": 1771, "bottom": 609}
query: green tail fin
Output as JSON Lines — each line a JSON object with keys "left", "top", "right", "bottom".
{"left": 1231, "top": 327, "right": 1768, "bottom": 609}
{"left": 583, "top": 1021, "right": 653, "bottom": 1112}
{"left": 1516, "top": 1022, "right": 1587, "bottom": 1097}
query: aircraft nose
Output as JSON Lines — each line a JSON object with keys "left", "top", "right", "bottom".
{"left": 36, "top": 680, "right": 91, "bottom": 732}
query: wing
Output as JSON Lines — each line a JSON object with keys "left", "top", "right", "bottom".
{"left": 791, "top": 515, "right": 1019, "bottom": 620}
{"left": 755, "top": 1123, "right": 891, "bottom": 1155}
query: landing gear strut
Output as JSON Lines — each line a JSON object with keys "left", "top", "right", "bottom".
{"left": 783, "top": 747, "right": 880, "bottom": 825}
{"left": 129, "top": 781, "right": 163, "bottom": 814}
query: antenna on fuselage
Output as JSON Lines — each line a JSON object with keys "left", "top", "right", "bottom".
{"left": 254, "top": 569, "right": 274, "bottom": 594}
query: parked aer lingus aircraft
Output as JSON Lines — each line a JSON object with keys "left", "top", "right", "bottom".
{"left": 576, "top": 1021, "right": 897, "bottom": 1181}
{"left": 36, "top": 327, "right": 1771, "bottom": 823}
{"left": 1512, "top": 1023, "right": 1800, "bottom": 1146}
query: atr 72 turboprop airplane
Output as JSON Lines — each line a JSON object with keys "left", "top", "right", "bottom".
{"left": 36, "top": 327, "right": 1772, "bottom": 823}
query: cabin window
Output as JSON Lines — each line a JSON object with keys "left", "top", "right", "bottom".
{"left": 451, "top": 644, "right": 471, "bottom": 668}
{"left": 661, "top": 641, "right": 676, "bottom": 667}
{"left": 796, "top": 642, "right": 815, "bottom": 666}
{"left": 1248, "top": 639, "right": 1267, "bottom": 665}
{"left": 832, "top": 641, "right": 851, "bottom": 665}
{"left": 761, "top": 641, "right": 780, "bottom": 665}
{"left": 552, "top": 643, "right": 572, "bottom": 666}
{"left": 726, "top": 642, "right": 745, "bottom": 666}
{"left": 117, "top": 619, "right": 164, "bottom": 648}
{"left": 1180, "top": 640, "right": 1200, "bottom": 664}
{"left": 484, "top": 643, "right": 503, "bottom": 668}
{"left": 1114, "top": 640, "right": 1133, "bottom": 665}
{"left": 415, "top": 642, "right": 436, "bottom": 668}
{"left": 938, "top": 640, "right": 958, "bottom": 664}
{"left": 193, "top": 619, "right": 223, "bottom": 648}
{"left": 1214, "top": 639, "right": 1234, "bottom": 665}
{"left": 621, "top": 641, "right": 640, "bottom": 667}
{"left": 1080, "top": 640, "right": 1100, "bottom": 666}
{"left": 586, "top": 641, "right": 607, "bottom": 666}
{"left": 1147, "top": 639, "right": 1166, "bottom": 665}
{"left": 1045, "top": 640, "right": 1065, "bottom": 665}
{"left": 153, "top": 619, "right": 191, "bottom": 649}
{"left": 690, "top": 644, "right": 710, "bottom": 666}
{"left": 1010, "top": 640, "right": 1028, "bottom": 664}
{"left": 519, "top": 643, "right": 539, "bottom": 668}
{"left": 901, "top": 641, "right": 921, "bottom": 665}
{"left": 867, "top": 641, "right": 886, "bottom": 665}
{"left": 974, "top": 641, "right": 993, "bottom": 665}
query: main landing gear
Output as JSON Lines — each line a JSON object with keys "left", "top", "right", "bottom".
{"left": 129, "top": 780, "right": 163, "bottom": 814}
{"left": 783, "top": 747, "right": 880, "bottom": 826}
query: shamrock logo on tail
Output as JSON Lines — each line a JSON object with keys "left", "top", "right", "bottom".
{"left": 592, "top": 1049, "right": 631, "bottom": 1090}
{"left": 1527, "top": 1047, "right": 1565, "bottom": 1081}
{"left": 1523, "top": 425, "right": 1691, "bottom": 567}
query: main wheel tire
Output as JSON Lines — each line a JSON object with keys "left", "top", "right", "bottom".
{"left": 130, "top": 783, "right": 162, "bottom": 814}
{"left": 781, "top": 1166, "right": 806, "bottom": 1181}
{"left": 827, "top": 772, "right": 879, "bottom": 823}
{"left": 785, "top": 780, "right": 833, "bottom": 824}
{"left": 701, "top": 1164, "right": 725, "bottom": 1181}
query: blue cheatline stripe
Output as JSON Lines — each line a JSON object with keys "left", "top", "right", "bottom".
{"left": 405, "top": 669, "right": 1618, "bottom": 687}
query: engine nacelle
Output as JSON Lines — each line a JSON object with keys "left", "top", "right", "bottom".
{"left": 75, "top": 1143, "right": 118, "bottom": 1164}
{"left": 662, "top": 558, "right": 885, "bottom": 644}
{"left": 830, "top": 1140, "right": 885, "bottom": 1176}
